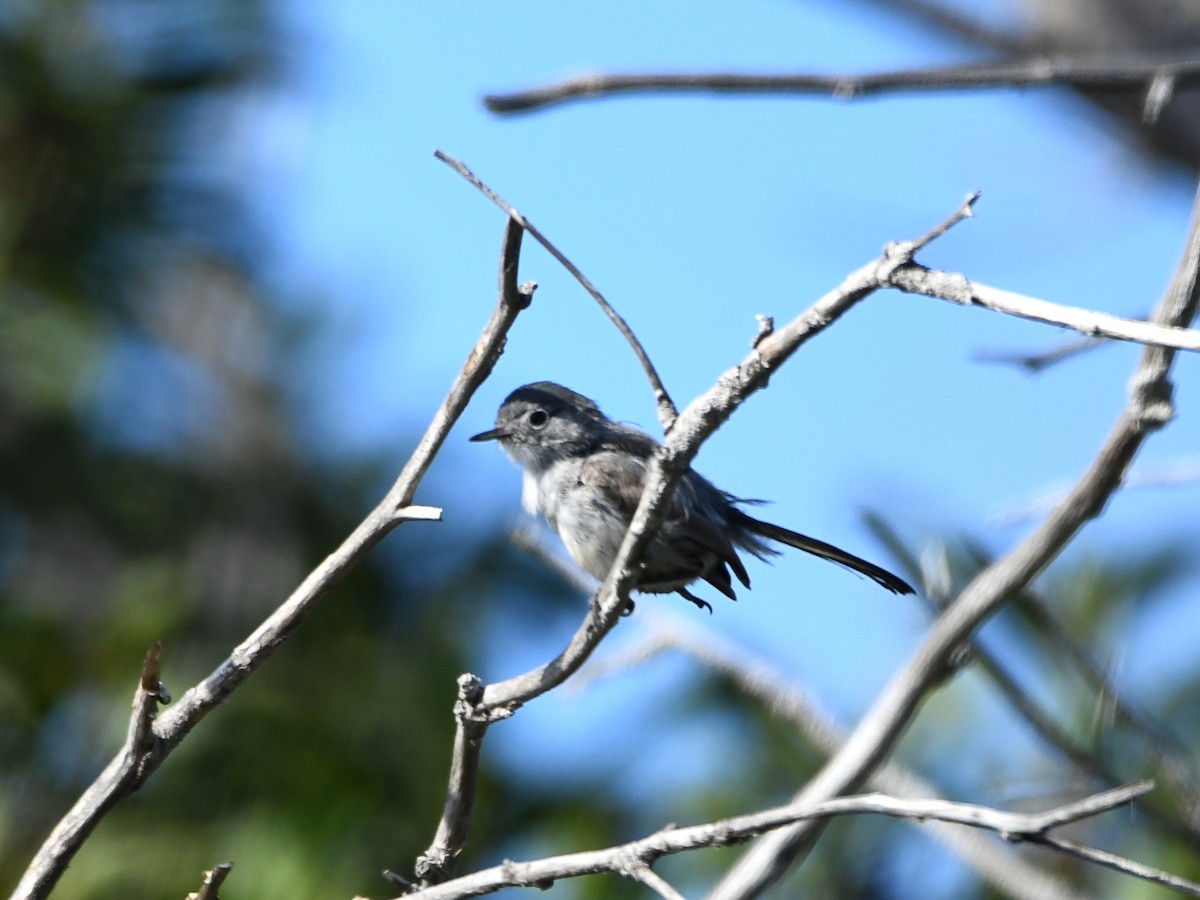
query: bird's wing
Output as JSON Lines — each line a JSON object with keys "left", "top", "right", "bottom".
{"left": 579, "top": 453, "right": 751, "bottom": 592}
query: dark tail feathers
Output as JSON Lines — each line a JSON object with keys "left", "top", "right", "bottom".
{"left": 735, "top": 511, "right": 915, "bottom": 595}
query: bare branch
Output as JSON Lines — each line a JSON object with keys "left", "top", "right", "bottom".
{"left": 709, "top": 177, "right": 1200, "bottom": 900}
{"left": 907, "top": 190, "right": 980, "bottom": 251}
{"left": 12, "top": 216, "right": 534, "bottom": 900}
{"left": 889, "top": 266, "right": 1200, "bottom": 353}
{"left": 415, "top": 675, "right": 489, "bottom": 882}
{"left": 484, "top": 55, "right": 1200, "bottom": 116}
{"left": 433, "top": 151, "right": 679, "bottom": 432}
{"left": 585, "top": 620, "right": 1089, "bottom": 900}
{"left": 399, "top": 783, "right": 1155, "bottom": 900}
{"left": 13, "top": 644, "right": 168, "bottom": 900}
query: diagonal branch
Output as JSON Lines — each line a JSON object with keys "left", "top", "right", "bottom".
{"left": 12, "top": 217, "right": 535, "bottom": 900}
{"left": 484, "top": 55, "right": 1200, "bottom": 115}
{"left": 869, "top": 514, "right": 1200, "bottom": 842}
{"left": 433, "top": 150, "right": 679, "bottom": 432}
{"left": 708, "top": 178, "right": 1200, "bottom": 900}
{"left": 1033, "top": 834, "right": 1200, "bottom": 897}
{"left": 400, "top": 783, "right": 1165, "bottom": 900}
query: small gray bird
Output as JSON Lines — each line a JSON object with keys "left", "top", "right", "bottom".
{"left": 471, "top": 382, "right": 914, "bottom": 611}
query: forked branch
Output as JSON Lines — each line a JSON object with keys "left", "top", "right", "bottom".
{"left": 401, "top": 783, "right": 1161, "bottom": 900}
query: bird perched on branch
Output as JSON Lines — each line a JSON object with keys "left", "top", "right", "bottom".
{"left": 471, "top": 381, "right": 914, "bottom": 611}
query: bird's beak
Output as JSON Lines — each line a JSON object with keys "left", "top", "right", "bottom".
{"left": 469, "top": 427, "right": 508, "bottom": 442}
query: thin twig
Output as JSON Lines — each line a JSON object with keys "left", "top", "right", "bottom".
{"left": 484, "top": 55, "right": 1200, "bottom": 115}
{"left": 907, "top": 191, "right": 979, "bottom": 251}
{"left": 12, "top": 217, "right": 534, "bottom": 900}
{"left": 1033, "top": 834, "right": 1200, "bottom": 898}
{"left": 398, "top": 783, "right": 1155, "bottom": 900}
{"left": 709, "top": 178, "right": 1200, "bottom": 900}
{"left": 433, "top": 150, "right": 679, "bottom": 432}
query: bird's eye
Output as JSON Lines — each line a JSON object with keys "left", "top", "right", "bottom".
{"left": 528, "top": 409, "right": 549, "bottom": 428}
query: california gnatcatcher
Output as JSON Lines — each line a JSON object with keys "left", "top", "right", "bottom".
{"left": 471, "top": 381, "right": 914, "bottom": 611}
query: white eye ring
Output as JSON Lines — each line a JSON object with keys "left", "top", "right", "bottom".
{"left": 528, "top": 409, "right": 549, "bottom": 428}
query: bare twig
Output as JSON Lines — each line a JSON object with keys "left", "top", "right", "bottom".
{"left": 399, "top": 783, "right": 1156, "bottom": 900}
{"left": 13, "top": 217, "right": 534, "bottom": 900}
{"left": 1033, "top": 834, "right": 1200, "bottom": 897}
{"left": 13, "top": 644, "right": 167, "bottom": 900}
{"left": 484, "top": 55, "right": 1200, "bottom": 115}
{"left": 709, "top": 179, "right": 1200, "bottom": 900}
{"left": 433, "top": 151, "right": 679, "bottom": 432}
{"left": 186, "top": 862, "right": 234, "bottom": 900}
{"left": 888, "top": 266, "right": 1200, "bottom": 353}
{"left": 414, "top": 674, "right": 489, "bottom": 882}
{"left": 583, "top": 620, "right": 1088, "bottom": 900}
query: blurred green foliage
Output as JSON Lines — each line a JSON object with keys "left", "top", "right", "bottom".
{"left": 0, "top": 2, "right": 523, "bottom": 895}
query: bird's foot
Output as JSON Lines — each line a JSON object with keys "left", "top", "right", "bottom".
{"left": 677, "top": 587, "right": 713, "bottom": 614}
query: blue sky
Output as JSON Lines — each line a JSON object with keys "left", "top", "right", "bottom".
{"left": 252, "top": 0, "right": 1199, "bottom": 890}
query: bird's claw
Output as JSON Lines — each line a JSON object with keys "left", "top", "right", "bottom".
{"left": 678, "top": 588, "right": 713, "bottom": 614}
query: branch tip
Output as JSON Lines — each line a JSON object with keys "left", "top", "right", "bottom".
{"left": 751, "top": 314, "right": 775, "bottom": 349}
{"left": 908, "top": 191, "right": 982, "bottom": 253}
{"left": 383, "top": 869, "right": 414, "bottom": 890}
{"left": 139, "top": 641, "right": 164, "bottom": 692}
{"left": 436, "top": 152, "right": 676, "bottom": 430}
{"left": 395, "top": 505, "right": 443, "bottom": 522}
{"left": 186, "top": 861, "right": 233, "bottom": 900}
